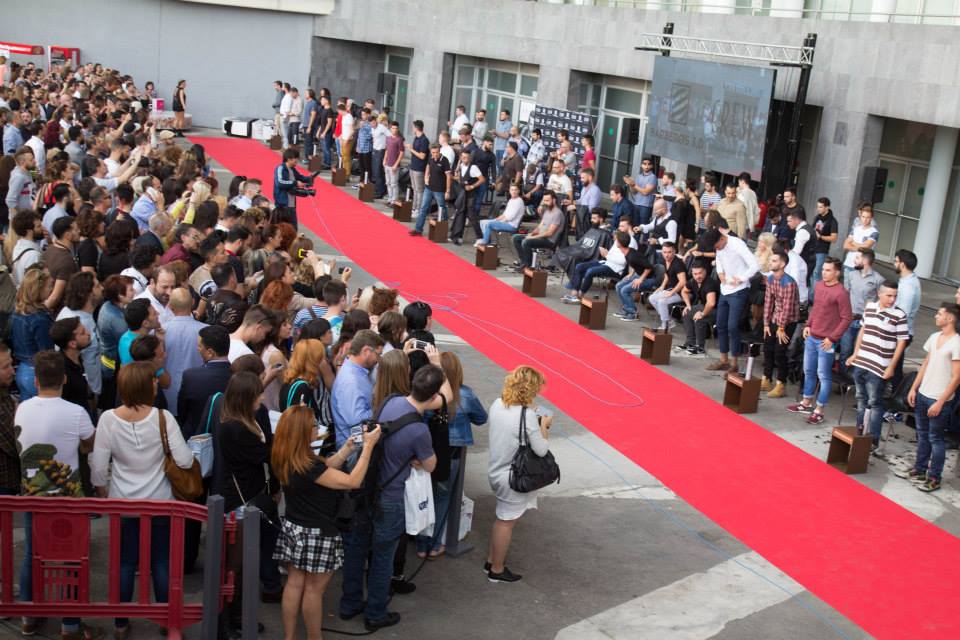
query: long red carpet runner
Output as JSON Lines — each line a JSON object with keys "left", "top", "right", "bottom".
{"left": 197, "top": 136, "right": 959, "bottom": 638}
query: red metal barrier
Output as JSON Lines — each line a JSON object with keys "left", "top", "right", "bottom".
{"left": 0, "top": 497, "right": 236, "bottom": 640}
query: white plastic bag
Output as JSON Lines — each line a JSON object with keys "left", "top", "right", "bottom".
{"left": 404, "top": 467, "right": 435, "bottom": 536}
{"left": 188, "top": 434, "right": 214, "bottom": 478}
{"left": 459, "top": 495, "right": 474, "bottom": 541}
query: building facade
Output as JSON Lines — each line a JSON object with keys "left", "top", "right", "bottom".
{"left": 7, "top": 0, "right": 960, "bottom": 279}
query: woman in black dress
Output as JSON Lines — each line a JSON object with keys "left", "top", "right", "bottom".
{"left": 172, "top": 79, "right": 186, "bottom": 135}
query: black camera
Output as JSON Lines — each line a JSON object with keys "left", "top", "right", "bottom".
{"left": 293, "top": 187, "right": 316, "bottom": 198}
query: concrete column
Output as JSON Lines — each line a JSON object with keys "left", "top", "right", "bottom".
{"left": 913, "top": 125, "right": 958, "bottom": 278}
{"left": 870, "top": 0, "right": 895, "bottom": 22}
{"left": 769, "top": 0, "right": 803, "bottom": 18}
{"left": 535, "top": 64, "right": 571, "bottom": 110}
{"left": 406, "top": 48, "right": 445, "bottom": 138}
{"left": 701, "top": 0, "right": 736, "bottom": 14}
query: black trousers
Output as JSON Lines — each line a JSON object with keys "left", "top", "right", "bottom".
{"left": 763, "top": 322, "right": 797, "bottom": 384}
{"left": 451, "top": 186, "right": 481, "bottom": 241}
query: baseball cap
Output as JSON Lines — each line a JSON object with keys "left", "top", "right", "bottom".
{"left": 158, "top": 130, "right": 175, "bottom": 141}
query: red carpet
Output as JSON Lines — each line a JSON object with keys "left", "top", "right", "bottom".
{"left": 198, "top": 136, "right": 959, "bottom": 638}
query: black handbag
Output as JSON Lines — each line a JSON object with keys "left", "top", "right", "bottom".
{"left": 508, "top": 407, "right": 560, "bottom": 493}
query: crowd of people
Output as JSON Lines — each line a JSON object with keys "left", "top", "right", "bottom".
{"left": 0, "top": 62, "right": 562, "bottom": 640}
{"left": 1, "top": 54, "right": 958, "bottom": 640}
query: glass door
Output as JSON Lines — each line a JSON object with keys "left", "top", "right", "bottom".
{"left": 873, "top": 159, "right": 906, "bottom": 260}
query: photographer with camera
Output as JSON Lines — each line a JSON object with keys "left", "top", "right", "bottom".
{"left": 273, "top": 148, "right": 318, "bottom": 230}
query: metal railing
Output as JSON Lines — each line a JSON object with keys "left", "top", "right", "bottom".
{"left": 534, "top": 0, "right": 960, "bottom": 25}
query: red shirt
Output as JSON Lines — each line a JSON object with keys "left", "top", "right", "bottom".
{"left": 161, "top": 242, "right": 190, "bottom": 265}
{"left": 334, "top": 112, "right": 343, "bottom": 139}
{"left": 582, "top": 148, "right": 596, "bottom": 171}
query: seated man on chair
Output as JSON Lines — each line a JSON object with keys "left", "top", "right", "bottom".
{"left": 679, "top": 259, "right": 718, "bottom": 354}
{"left": 476, "top": 183, "right": 524, "bottom": 247}
{"left": 562, "top": 230, "right": 630, "bottom": 304}
{"left": 646, "top": 242, "right": 687, "bottom": 330}
{"left": 512, "top": 190, "right": 565, "bottom": 271}
{"left": 551, "top": 208, "right": 613, "bottom": 285}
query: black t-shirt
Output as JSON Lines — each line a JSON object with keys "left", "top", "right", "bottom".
{"left": 97, "top": 251, "right": 130, "bottom": 282}
{"left": 77, "top": 238, "right": 100, "bottom": 271}
{"left": 319, "top": 108, "right": 335, "bottom": 137}
{"left": 283, "top": 460, "right": 340, "bottom": 533}
{"left": 685, "top": 276, "right": 719, "bottom": 306}
{"left": 672, "top": 198, "right": 695, "bottom": 239}
{"left": 812, "top": 211, "right": 838, "bottom": 254}
{"left": 425, "top": 156, "right": 451, "bottom": 193}
{"left": 625, "top": 248, "right": 653, "bottom": 276}
{"left": 473, "top": 148, "right": 495, "bottom": 179}
{"left": 62, "top": 354, "right": 91, "bottom": 417}
{"left": 662, "top": 257, "right": 686, "bottom": 289}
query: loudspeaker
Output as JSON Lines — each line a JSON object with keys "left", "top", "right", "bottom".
{"left": 621, "top": 118, "right": 642, "bottom": 145}
{"left": 859, "top": 166, "right": 888, "bottom": 204}
{"left": 377, "top": 72, "right": 397, "bottom": 94}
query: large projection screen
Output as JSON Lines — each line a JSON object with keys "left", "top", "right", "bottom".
{"left": 646, "top": 57, "right": 776, "bottom": 180}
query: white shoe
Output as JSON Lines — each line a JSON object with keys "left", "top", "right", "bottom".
{"left": 474, "top": 240, "right": 485, "bottom": 247}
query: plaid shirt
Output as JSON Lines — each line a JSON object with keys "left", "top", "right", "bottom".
{"left": 764, "top": 272, "right": 800, "bottom": 328}
{"left": 356, "top": 122, "right": 373, "bottom": 154}
{"left": 0, "top": 390, "right": 18, "bottom": 492}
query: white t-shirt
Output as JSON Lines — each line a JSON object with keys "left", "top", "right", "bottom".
{"left": 786, "top": 250, "right": 809, "bottom": 302}
{"left": 16, "top": 396, "right": 95, "bottom": 479}
{"left": 502, "top": 197, "right": 526, "bottom": 228}
{"left": 134, "top": 287, "right": 175, "bottom": 327}
{"left": 843, "top": 222, "right": 880, "bottom": 268}
{"left": 340, "top": 113, "right": 355, "bottom": 141}
{"left": 104, "top": 157, "right": 122, "bottom": 177}
{"left": 93, "top": 176, "right": 120, "bottom": 193}
{"left": 919, "top": 332, "right": 960, "bottom": 400}
{"left": 229, "top": 338, "right": 254, "bottom": 363}
{"left": 440, "top": 144, "right": 455, "bottom": 167}
{"left": 547, "top": 173, "right": 572, "bottom": 199}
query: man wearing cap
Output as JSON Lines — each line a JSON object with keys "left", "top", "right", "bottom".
{"left": 158, "top": 129, "right": 177, "bottom": 147}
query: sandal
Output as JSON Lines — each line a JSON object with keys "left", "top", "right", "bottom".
{"left": 428, "top": 546, "right": 446, "bottom": 560}
{"left": 416, "top": 551, "right": 427, "bottom": 559}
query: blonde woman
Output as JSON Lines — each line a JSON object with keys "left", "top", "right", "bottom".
{"left": 485, "top": 366, "right": 551, "bottom": 583}
{"left": 754, "top": 231, "right": 777, "bottom": 276}
{"left": 10, "top": 269, "right": 54, "bottom": 400}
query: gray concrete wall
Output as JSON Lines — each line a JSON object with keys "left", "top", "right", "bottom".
{"left": 310, "top": 38, "right": 385, "bottom": 106}
{"left": 2, "top": 0, "right": 313, "bottom": 127}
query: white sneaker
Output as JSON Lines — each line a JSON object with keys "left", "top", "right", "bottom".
{"left": 474, "top": 240, "right": 485, "bottom": 247}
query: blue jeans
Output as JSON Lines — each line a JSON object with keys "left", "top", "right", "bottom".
{"left": 20, "top": 513, "right": 81, "bottom": 628}
{"left": 480, "top": 220, "right": 517, "bottom": 245}
{"left": 321, "top": 135, "right": 333, "bottom": 167}
{"left": 570, "top": 261, "right": 618, "bottom": 295}
{"left": 304, "top": 127, "right": 318, "bottom": 159}
{"left": 372, "top": 149, "right": 386, "bottom": 196}
{"left": 802, "top": 334, "right": 836, "bottom": 407}
{"left": 117, "top": 517, "right": 170, "bottom": 628}
{"left": 415, "top": 189, "right": 447, "bottom": 233}
{"left": 16, "top": 362, "right": 36, "bottom": 402}
{"left": 472, "top": 182, "right": 488, "bottom": 216}
{"left": 494, "top": 150, "right": 505, "bottom": 176}
{"left": 915, "top": 393, "right": 955, "bottom": 481}
{"left": 716, "top": 289, "right": 750, "bottom": 357}
{"left": 340, "top": 500, "right": 405, "bottom": 622}
{"left": 852, "top": 367, "right": 885, "bottom": 442}
{"left": 838, "top": 319, "right": 861, "bottom": 376}
{"left": 615, "top": 274, "right": 658, "bottom": 316}
{"left": 416, "top": 457, "right": 460, "bottom": 553}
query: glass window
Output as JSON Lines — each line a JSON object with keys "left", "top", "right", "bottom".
{"left": 881, "top": 118, "right": 936, "bottom": 160}
{"left": 604, "top": 87, "right": 643, "bottom": 115}
{"left": 520, "top": 75, "right": 538, "bottom": 97}
{"left": 921, "top": 0, "right": 953, "bottom": 24}
{"left": 873, "top": 211, "right": 897, "bottom": 258}
{"left": 876, "top": 160, "right": 906, "bottom": 214}
{"left": 500, "top": 97, "right": 514, "bottom": 119}
{"left": 457, "top": 65, "right": 475, "bottom": 87}
{"left": 455, "top": 88, "right": 474, "bottom": 116}
{"left": 894, "top": 0, "right": 921, "bottom": 22}
{"left": 903, "top": 165, "right": 927, "bottom": 216}
{"left": 387, "top": 55, "right": 410, "bottom": 77}
{"left": 803, "top": 0, "right": 821, "bottom": 18}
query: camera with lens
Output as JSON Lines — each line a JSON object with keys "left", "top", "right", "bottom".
{"left": 293, "top": 187, "right": 316, "bottom": 197}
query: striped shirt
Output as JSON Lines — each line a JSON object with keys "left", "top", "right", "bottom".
{"left": 851, "top": 301, "right": 908, "bottom": 377}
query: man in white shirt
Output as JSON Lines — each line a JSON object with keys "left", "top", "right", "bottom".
{"left": 10, "top": 211, "right": 43, "bottom": 287}
{"left": 477, "top": 183, "right": 524, "bottom": 247}
{"left": 16, "top": 350, "right": 96, "bottom": 638}
{"left": 448, "top": 105, "right": 470, "bottom": 141}
{"left": 228, "top": 305, "right": 274, "bottom": 362}
{"left": 563, "top": 230, "right": 631, "bottom": 304}
{"left": 438, "top": 132, "right": 456, "bottom": 167}
{"left": 546, "top": 159, "right": 573, "bottom": 206}
{"left": 286, "top": 86, "right": 304, "bottom": 149}
{"left": 525, "top": 128, "right": 546, "bottom": 170}
{"left": 451, "top": 149, "right": 487, "bottom": 244}
{"left": 279, "top": 84, "right": 293, "bottom": 148}
{"left": 371, "top": 115, "right": 390, "bottom": 198}
{"left": 134, "top": 264, "right": 176, "bottom": 327}
{"left": 704, "top": 228, "right": 760, "bottom": 372}
{"left": 638, "top": 199, "right": 677, "bottom": 250}
{"left": 339, "top": 102, "right": 355, "bottom": 179}
{"left": 24, "top": 123, "right": 46, "bottom": 176}
{"left": 229, "top": 179, "right": 261, "bottom": 211}
{"left": 472, "top": 109, "right": 489, "bottom": 142}
{"left": 737, "top": 172, "right": 760, "bottom": 233}
{"left": 104, "top": 138, "right": 128, "bottom": 177}
{"left": 84, "top": 148, "right": 141, "bottom": 194}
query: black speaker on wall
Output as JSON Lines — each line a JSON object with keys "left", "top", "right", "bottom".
{"left": 621, "top": 118, "right": 642, "bottom": 145}
{"left": 859, "top": 166, "right": 888, "bottom": 204}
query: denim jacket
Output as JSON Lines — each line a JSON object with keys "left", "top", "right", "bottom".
{"left": 10, "top": 310, "right": 54, "bottom": 364}
{"left": 448, "top": 385, "right": 488, "bottom": 447}
{"left": 97, "top": 301, "right": 127, "bottom": 375}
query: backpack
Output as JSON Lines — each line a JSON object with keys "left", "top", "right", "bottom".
{"left": 346, "top": 394, "right": 423, "bottom": 525}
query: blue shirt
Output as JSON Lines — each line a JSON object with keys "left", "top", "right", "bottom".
{"left": 303, "top": 98, "right": 318, "bottom": 131}
{"left": 633, "top": 171, "right": 658, "bottom": 208}
{"left": 578, "top": 183, "right": 602, "bottom": 210}
{"left": 130, "top": 194, "right": 157, "bottom": 232}
{"left": 356, "top": 122, "right": 373, "bottom": 154}
{"left": 495, "top": 119, "right": 512, "bottom": 152}
{"left": 895, "top": 272, "right": 921, "bottom": 336}
{"left": 118, "top": 330, "right": 138, "bottom": 366}
{"left": 376, "top": 396, "right": 434, "bottom": 503}
{"left": 10, "top": 311, "right": 53, "bottom": 364}
{"left": 448, "top": 385, "right": 488, "bottom": 447}
{"left": 330, "top": 358, "right": 374, "bottom": 446}
{"left": 3, "top": 124, "right": 23, "bottom": 155}
{"left": 162, "top": 315, "right": 206, "bottom": 414}
{"left": 97, "top": 302, "right": 127, "bottom": 372}
{"left": 410, "top": 134, "right": 429, "bottom": 172}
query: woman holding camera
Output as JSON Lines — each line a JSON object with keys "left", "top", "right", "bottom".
{"left": 271, "top": 405, "right": 380, "bottom": 640}
{"left": 485, "top": 365, "right": 551, "bottom": 584}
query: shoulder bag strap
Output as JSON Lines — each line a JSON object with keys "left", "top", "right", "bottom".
{"left": 203, "top": 393, "right": 222, "bottom": 435}
{"left": 158, "top": 409, "right": 172, "bottom": 458}
{"left": 286, "top": 379, "right": 308, "bottom": 409}
{"left": 307, "top": 305, "right": 319, "bottom": 320}
{"left": 518, "top": 407, "right": 528, "bottom": 447}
